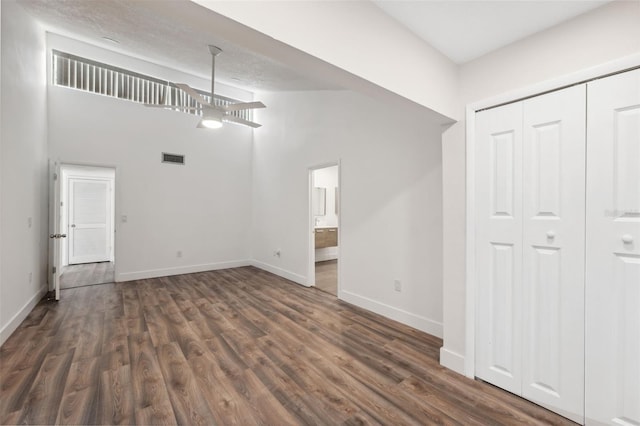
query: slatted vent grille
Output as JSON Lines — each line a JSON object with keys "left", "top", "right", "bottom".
{"left": 52, "top": 50, "right": 252, "bottom": 122}
{"left": 162, "top": 153, "right": 185, "bottom": 165}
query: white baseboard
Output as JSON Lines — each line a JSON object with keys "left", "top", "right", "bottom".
{"left": 339, "top": 290, "right": 443, "bottom": 338}
{"left": 0, "top": 285, "right": 48, "bottom": 346}
{"left": 439, "top": 347, "right": 466, "bottom": 375}
{"left": 250, "top": 260, "right": 308, "bottom": 287}
{"left": 115, "top": 260, "right": 251, "bottom": 282}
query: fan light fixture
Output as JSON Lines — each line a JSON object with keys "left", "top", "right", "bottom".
{"left": 146, "top": 45, "right": 265, "bottom": 129}
{"left": 199, "top": 108, "right": 223, "bottom": 129}
{"left": 200, "top": 117, "right": 223, "bottom": 129}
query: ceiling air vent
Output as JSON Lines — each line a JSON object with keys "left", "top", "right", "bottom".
{"left": 162, "top": 152, "right": 185, "bottom": 165}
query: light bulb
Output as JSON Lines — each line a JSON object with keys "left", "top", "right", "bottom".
{"left": 200, "top": 117, "right": 223, "bottom": 129}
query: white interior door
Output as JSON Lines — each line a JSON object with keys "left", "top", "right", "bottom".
{"left": 585, "top": 68, "right": 640, "bottom": 426}
{"left": 521, "top": 85, "right": 586, "bottom": 423}
{"left": 475, "top": 101, "right": 524, "bottom": 394}
{"left": 48, "top": 161, "right": 63, "bottom": 300}
{"left": 68, "top": 178, "right": 111, "bottom": 264}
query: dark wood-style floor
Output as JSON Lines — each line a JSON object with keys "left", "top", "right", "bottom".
{"left": 60, "top": 262, "right": 115, "bottom": 289}
{"left": 0, "top": 266, "right": 574, "bottom": 425}
{"left": 315, "top": 260, "right": 337, "bottom": 296}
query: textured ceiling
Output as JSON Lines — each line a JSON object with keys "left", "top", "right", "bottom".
{"left": 18, "top": 0, "right": 615, "bottom": 94}
{"left": 373, "top": 0, "right": 612, "bottom": 64}
{"left": 18, "top": 0, "right": 342, "bottom": 93}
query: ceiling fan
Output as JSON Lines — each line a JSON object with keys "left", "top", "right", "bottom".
{"left": 147, "top": 45, "right": 265, "bottom": 129}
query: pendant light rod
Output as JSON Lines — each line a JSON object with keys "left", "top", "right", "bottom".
{"left": 208, "top": 45, "right": 222, "bottom": 100}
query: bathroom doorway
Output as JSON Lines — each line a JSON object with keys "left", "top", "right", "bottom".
{"left": 309, "top": 163, "right": 340, "bottom": 296}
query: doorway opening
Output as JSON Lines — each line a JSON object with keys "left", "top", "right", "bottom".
{"left": 309, "top": 163, "right": 340, "bottom": 296}
{"left": 58, "top": 164, "right": 116, "bottom": 290}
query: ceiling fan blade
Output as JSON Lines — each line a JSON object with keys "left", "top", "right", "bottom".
{"left": 175, "top": 83, "right": 213, "bottom": 107}
{"left": 224, "top": 101, "right": 266, "bottom": 112}
{"left": 143, "top": 104, "right": 202, "bottom": 111}
{"left": 223, "top": 115, "right": 262, "bottom": 128}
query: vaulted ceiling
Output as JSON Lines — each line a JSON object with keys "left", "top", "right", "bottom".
{"left": 372, "top": 0, "right": 612, "bottom": 64}
{"left": 19, "top": 0, "right": 612, "bottom": 94}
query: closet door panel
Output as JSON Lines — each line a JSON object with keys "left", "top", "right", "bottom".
{"left": 475, "top": 102, "right": 523, "bottom": 394}
{"left": 522, "top": 85, "right": 586, "bottom": 424}
{"left": 586, "top": 68, "right": 640, "bottom": 426}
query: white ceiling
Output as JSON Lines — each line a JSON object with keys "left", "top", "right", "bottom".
{"left": 372, "top": 0, "right": 612, "bottom": 64}
{"left": 18, "top": 0, "right": 613, "bottom": 94}
{"left": 18, "top": 0, "right": 342, "bottom": 92}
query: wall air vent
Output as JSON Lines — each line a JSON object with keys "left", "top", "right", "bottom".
{"left": 162, "top": 153, "right": 185, "bottom": 165}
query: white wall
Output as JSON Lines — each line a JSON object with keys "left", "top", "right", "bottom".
{"left": 47, "top": 35, "right": 254, "bottom": 282}
{"left": 0, "top": 0, "right": 49, "bottom": 345}
{"left": 440, "top": 0, "right": 640, "bottom": 374}
{"left": 252, "top": 90, "right": 443, "bottom": 337}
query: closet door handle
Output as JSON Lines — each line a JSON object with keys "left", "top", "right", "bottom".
{"left": 622, "top": 234, "right": 633, "bottom": 244}
{"left": 546, "top": 231, "right": 556, "bottom": 239}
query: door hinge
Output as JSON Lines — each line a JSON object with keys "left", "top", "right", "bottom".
{"left": 53, "top": 173, "right": 58, "bottom": 181}
{"left": 52, "top": 266, "right": 57, "bottom": 274}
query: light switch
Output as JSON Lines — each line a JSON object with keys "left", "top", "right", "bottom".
{"left": 27, "top": 217, "right": 32, "bottom": 228}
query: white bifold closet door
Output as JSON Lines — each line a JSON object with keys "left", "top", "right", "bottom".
{"left": 475, "top": 101, "right": 524, "bottom": 394}
{"left": 585, "top": 69, "right": 640, "bottom": 425}
{"left": 521, "top": 86, "right": 586, "bottom": 423}
{"left": 476, "top": 85, "right": 586, "bottom": 423}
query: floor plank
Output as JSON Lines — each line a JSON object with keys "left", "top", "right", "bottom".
{"left": 315, "top": 259, "right": 337, "bottom": 295}
{"left": 0, "top": 266, "right": 576, "bottom": 425}
{"left": 60, "top": 261, "right": 115, "bottom": 289}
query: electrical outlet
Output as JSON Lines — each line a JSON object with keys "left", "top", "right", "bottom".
{"left": 177, "top": 250, "right": 183, "bottom": 258}
{"left": 394, "top": 279, "right": 402, "bottom": 292}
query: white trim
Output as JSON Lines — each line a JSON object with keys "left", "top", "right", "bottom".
{"left": 464, "top": 53, "right": 640, "bottom": 379}
{"left": 116, "top": 260, "right": 250, "bottom": 282}
{"left": 440, "top": 347, "right": 466, "bottom": 375}
{"left": 250, "top": 259, "right": 308, "bottom": 286}
{"left": 0, "top": 285, "right": 48, "bottom": 346}
{"left": 340, "top": 289, "right": 443, "bottom": 338}
{"left": 464, "top": 105, "right": 477, "bottom": 378}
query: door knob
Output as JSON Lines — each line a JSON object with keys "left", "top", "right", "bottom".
{"left": 622, "top": 234, "right": 633, "bottom": 244}
{"left": 546, "top": 231, "right": 556, "bottom": 239}
{"left": 49, "top": 234, "right": 56, "bottom": 239}
{"left": 70, "top": 224, "right": 76, "bottom": 228}
{"left": 60, "top": 234, "right": 67, "bottom": 238}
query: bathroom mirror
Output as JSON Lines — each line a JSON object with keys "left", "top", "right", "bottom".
{"left": 313, "top": 187, "right": 326, "bottom": 216}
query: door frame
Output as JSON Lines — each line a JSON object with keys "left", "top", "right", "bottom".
{"left": 48, "top": 160, "right": 62, "bottom": 300}
{"left": 462, "top": 55, "right": 640, "bottom": 379}
{"left": 48, "top": 161, "right": 118, "bottom": 298}
{"left": 307, "top": 161, "right": 341, "bottom": 294}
